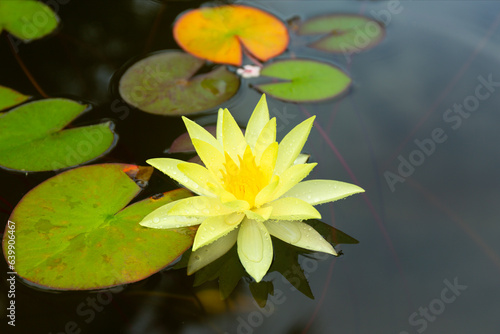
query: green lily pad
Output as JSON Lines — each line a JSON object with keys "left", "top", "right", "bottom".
{"left": 0, "top": 86, "right": 30, "bottom": 111}
{"left": 298, "top": 14, "right": 385, "bottom": 54}
{"left": 2, "top": 164, "right": 195, "bottom": 290}
{"left": 255, "top": 59, "right": 351, "bottom": 102}
{"left": 119, "top": 51, "right": 240, "bottom": 116}
{"left": 0, "top": 98, "right": 117, "bottom": 172}
{"left": 0, "top": 0, "right": 59, "bottom": 41}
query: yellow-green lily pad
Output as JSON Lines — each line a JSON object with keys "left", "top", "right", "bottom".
{"left": 0, "top": 98, "right": 116, "bottom": 172}
{"left": 2, "top": 164, "right": 195, "bottom": 290}
{"left": 0, "top": 0, "right": 59, "bottom": 41}
{"left": 0, "top": 86, "right": 30, "bottom": 111}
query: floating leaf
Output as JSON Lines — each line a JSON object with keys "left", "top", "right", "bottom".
{"left": 1, "top": 164, "right": 195, "bottom": 290}
{"left": 168, "top": 126, "right": 217, "bottom": 153}
{"left": 0, "top": 86, "right": 30, "bottom": 111}
{"left": 173, "top": 5, "right": 289, "bottom": 66}
{"left": 0, "top": 0, "right": 59, "bottom": 41}
{"left": 0, "top": 98, "right": 116, "bottom": 172}
{"left": 298, "top": 14, "right": 385, "bottom": 54}
{"left": 119, "top": 51, "right": 240, "bottom": 116}
{"left": 255, "top": 59, "right": 351, "bottom": 102}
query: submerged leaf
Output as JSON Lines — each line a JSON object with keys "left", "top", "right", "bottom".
{"left": 0, "top": 98, "right": 116, "bottom": 172}
{"left": 1, "top": 164, "right": 195, "bottom": 290}
{"left": 298, "top": 14, "right": 385, "bottom": 54}
{"left": 119, "top": 51, "right": 239, "bottom": 116}
{"left": 255, "top": 59, "right": 351, "bottom": 102}
{"left": 173, "top": 5, "right": 288, "bottom": 66}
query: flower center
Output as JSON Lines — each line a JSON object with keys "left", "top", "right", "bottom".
{"left": 221, "top": 146, "right": 269, "bottom": 208}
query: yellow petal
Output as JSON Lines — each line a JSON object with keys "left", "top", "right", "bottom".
{"left": 147, "top": 158, "right": 213, "bottom": 197}
{"left": 270, "top": 163, "right": 317, "bottom": 201}
{"left": 191, "top": 139, "right": 225, "bottom": 178}
{"left": 216, "top": 108, "right": 224, "bottom": 146}
{"left": 222, "top": 108, "right": 247, "bottom": 162}
{"left": 264, "top": 220, "right": 336, "bottom": 255}
{"left": 140, "top": 202, "right": 204, "bottom": 228}
{"left": 274, "top": 116, "right": 315, "bottom": 175}
{"left": 254, "top": 118, "right": 276, "bottom": 162}
{"left": 265, "top": 197, "right": 321, "bottom": 220}
{"left": 182, "top": 116, "right": 222, "bottom": 152}
{"left": 257, "top": 141, "right": 278, "bottom": 178}
{"left": 281, "top": 180, "right": 365, "bottom": 205}
{"left": 294, "top": 153, "right": 310, "bottom": 165}
{"left": 254, "top": 175, "right": 280, "bottom": 207}
{"left": 168, "top": 196, "right": 249, "bottom": 216}
{"left": 244, "top": 206, "right": 273, "bottom": 222}
{"left": 188, "top": 229, "right": 238, "bottom": 275}
{"left": 177, "top": 162, "right": 229, "bottom": 199}
{"left": 245, "top": 94, "right": 269, "bottom": 148}
{"left": 192, "top": 213, "right": 244, "bottom": 251}
{"left": 237, "top": 219, "right": 273, "bottom": 282}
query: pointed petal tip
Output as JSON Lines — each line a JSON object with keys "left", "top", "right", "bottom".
{"left": 139, "top": 220, "right": 150, "bottom": 227}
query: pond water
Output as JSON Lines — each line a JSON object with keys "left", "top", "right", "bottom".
{"left": 1, "top": 1, "right": 500, "bottom": 333}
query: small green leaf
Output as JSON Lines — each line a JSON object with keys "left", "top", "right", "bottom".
{"left": 119, "top": 51, "right": 240, "bottom": 116}
{"left": 0, "top": 86, "right": 30, "bottom": 111}
{"left": 0, "top": 0, "right": 59, "bottom": 41}
{"left": 255, "top": 59, "right": 351, "bottom": 103}
{"left": 2, "top": 164, "right": 195, "bottom": 290}
{"left": 298, "top": 14, "right": 385, "bottom": 54}
{"left": 0, "top": 98, "right": 116, "bottom": 172}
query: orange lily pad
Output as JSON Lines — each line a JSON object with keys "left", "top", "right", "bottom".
{"left": 173, "top": 5, "right": 289, "bottom": 66}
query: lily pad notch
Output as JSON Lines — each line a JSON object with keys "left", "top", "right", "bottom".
{"left": 173, "top": 5, "right": 289, "bottom": 66}
{"left": 118, "top": 51, "right": 240, "bottom": 116}
{"left": 298, "top": 14, "right": 385, "bottom": 54}
{"left": 255, "top": 59, "right": 352, "bottom": 103}
{"left": 0, "top": 98, "right": 117, "bottom": 172}
{"left": 1, "top": 164, "right": 196, "bottom": 290}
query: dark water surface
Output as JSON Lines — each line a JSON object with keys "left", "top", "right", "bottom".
{"left": 1, "top": 1, "right": 500, "bottom": 333}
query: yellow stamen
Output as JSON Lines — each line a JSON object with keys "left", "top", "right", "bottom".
{"left": 221, "top": 146, "right": 270, "bottom": 207}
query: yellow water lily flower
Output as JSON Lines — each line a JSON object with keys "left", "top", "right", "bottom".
{"left": 140, "top": 94, "right": 364, "bottom": 282}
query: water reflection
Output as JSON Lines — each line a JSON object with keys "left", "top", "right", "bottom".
{"left": 1, "top": 0, "right": 500, "bottom": 333}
